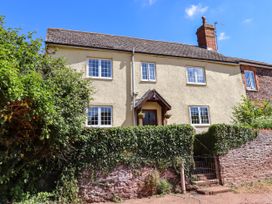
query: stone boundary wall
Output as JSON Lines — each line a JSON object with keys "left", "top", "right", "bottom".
{"left": 78, "top": 166, "right": 181, "bottom": 203}
{"left": 219, "top": 130, "right": 272, "bottom": 186}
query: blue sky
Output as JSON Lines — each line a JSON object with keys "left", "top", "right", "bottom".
{"left": 1, "top": 0, "right": 272, "bottom": 63}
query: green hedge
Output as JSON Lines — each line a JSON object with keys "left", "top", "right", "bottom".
{"left": 194, "top": 124, "right": 257, "bottom": 156}
{"left": 76, "top": 125, "right": 195, "bottom": 175}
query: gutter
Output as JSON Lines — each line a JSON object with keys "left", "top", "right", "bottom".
{"left": 239, "top": 61, "right": 272, "bottom": 70}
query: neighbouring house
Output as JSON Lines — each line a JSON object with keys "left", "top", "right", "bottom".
{"left": 238, "top": 59, "right": 272, "bottom": 100}
{"left": 45, "top": 17, "right": 272, "bottom": 130}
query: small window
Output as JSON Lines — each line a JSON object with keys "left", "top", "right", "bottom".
{"left": 187, "top": 67, "right": 206, "bottom": 84}
{"left": 244, "top": 70, "right": 256, "bottom": 91}
{"left": 189, "top": 106, "right": 210, "bottom": 125}
{"left": 87, "top": 106, "right": 112, "bottom": 127}
{"left": 141, "top": 62, "right": 156, "bottom": 81}
{"left": 88, "top": 59, "right": 112, "bottom": 78}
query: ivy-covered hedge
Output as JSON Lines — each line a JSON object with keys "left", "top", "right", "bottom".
{"left": 76, "top": 125, "right": 195, "bottom": 175}
{"left": 194, "top": 124, "right": 257, "bottom": 156}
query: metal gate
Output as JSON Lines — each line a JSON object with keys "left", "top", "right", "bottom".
{"left": 192, "top": 155, "right": 217, "bottom": 181}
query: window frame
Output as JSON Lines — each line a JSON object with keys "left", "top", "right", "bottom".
{"left": 141, "top": 62, "right": 156, "bottom": 82}
{"left": 189, "top": 106, "right": 210, "bottom": 126}
{"left": 86, "top": 58, "right": 113, "bottom": 79}
{"left": 186, "top": 67, "right": 206, "bottom": 85}
{"left": 86, "top": 106, "right": 113, "bottom": 127}
{"left": 244, "top": 70, "right": 257, "bottom": 91}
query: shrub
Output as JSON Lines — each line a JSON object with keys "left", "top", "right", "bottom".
{"left": 77, "top": 125, "right": 195, "bottom": 176}
{"left": 157, "top": 179, "right": 172, "bottom": 195}
{"left": 142, "top": 170, "right": 172, "bottom": 196}
{"left": 14, "top": 192, "right": 53, "bottom": 204}
{"left": 143, "top": 170, "right": 161, "bottom": 196}
{"left": 233, "top": 97, "right": 272, "bottom": 127}
{"left": 252, "top": 116, "right": 272, "bottom": 129}
{"left": 194, "top": 124, "right": 257, "bottom": 156}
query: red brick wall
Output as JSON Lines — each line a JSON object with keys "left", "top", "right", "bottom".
{"left": 218, "top": 130, "right": 272, "bottom": 186}
{"left": 241, "top": 65, "right": 272, "bottom": 100}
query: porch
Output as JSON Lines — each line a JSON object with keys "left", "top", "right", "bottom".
{"left": 134, "top": 89, "right": 171, "bottom": 126}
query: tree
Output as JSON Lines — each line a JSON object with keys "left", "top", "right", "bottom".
{"left": 0, "top": 16, "right": 92, "bottom": 201}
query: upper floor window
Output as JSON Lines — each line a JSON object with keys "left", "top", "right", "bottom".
{"left": 88, "top": 59, "right": 112, "bottom": 79}
{"left": 186, "top": 67, "right": 206, "bottom": 85}
{"left": 141, "top": 62, "right": 156, "bottom": 81}
{"left": 244, "top": 70, "right": 257, "bottom": 91}
{"left": 87, "top": 106, "right": 112, "bottom": 127}
{"left": 189, "top": 106, "right": 210, "bottom": 125}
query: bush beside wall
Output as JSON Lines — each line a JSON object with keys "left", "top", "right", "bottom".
{"left": 194, "top": 124, "right": 257, "bottom": 156}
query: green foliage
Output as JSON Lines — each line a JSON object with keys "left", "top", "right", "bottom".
{"left": 143, "top": 170, "right": 161, "bottom": 196}
{"left": 78, "top": 125, "right": 195, "bottom": 175}
{"left": 252, "top": 116, "right": 272, "bottom": 129}
{"left": 233, "top": 96, "right": 272, "bottom": 127}
{"left": 54, "top": 168, "right": 81, "bottom": 204}
{"left": 0, "top": 16, "right": 92, "bottom": 202}
{"left": 142, "top": 170, "right": 172, "bottom": 196}
{"left": 157, "top": 179, "right": 172, "bottom": 195}
{"left": 14, "top": 192, "right": 53, "bottom": 204}
{"left": 194, "top": 124, "right": 257, "bottom": 155}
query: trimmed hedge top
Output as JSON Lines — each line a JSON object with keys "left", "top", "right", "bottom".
{"left": 194, "top": 124, "right": 257, "bottom": 156}
{"left": 76, "top": 125, "right": 195, "bottom": 173}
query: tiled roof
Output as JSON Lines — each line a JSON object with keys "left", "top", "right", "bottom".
{"left": 46, "top": 28, "right": 236, "bottom": 63}
{"left": 46, "top": 28, "right": 272, "bottom": 68}
{"left": 229, "top": 57, "right": 272, "bottom": 68}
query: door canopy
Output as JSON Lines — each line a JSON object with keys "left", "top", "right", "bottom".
{"left": 135, "top": 89, "right": 171, "bottom": 111}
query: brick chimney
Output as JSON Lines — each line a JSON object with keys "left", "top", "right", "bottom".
{"left": 196, "top": 16, "right": 217, "bottom": 51}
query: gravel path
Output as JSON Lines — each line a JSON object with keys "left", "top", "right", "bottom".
{"left": 101, "top": 192, "right": 272, "bottom": 204}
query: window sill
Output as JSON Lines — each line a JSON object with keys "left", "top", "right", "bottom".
{"left": 140, "top": 80, "right": 157, "bottom": 83}
{"left": 85, "top": 125, "right": 113, "bottom": 128}
{"left": 186, "top": 82, "right": 207, "bottom": 86}
{"left": 246, "top": 89, "right": 258, "bottom": 92}
{"left": 192, "top": 124, "right": 210, "bottom": 128}
{"left": 85, "top": 76, "right": 113, "bottom": 81}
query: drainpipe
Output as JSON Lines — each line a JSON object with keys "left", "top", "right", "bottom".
{"left": 131, "top": 47, "right": 136, "bottom": 126}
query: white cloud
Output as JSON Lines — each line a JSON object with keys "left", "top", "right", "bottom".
{"left": 185, "top": 4, "right": 208, "bottom": 18}
{"left": 242, "top": 18, "right": 253, "bottom": 24}
{"left": 218, "top": 32, "right": 230, "bottom": 41}
{"left": 137, "top": 0, "right": 157, "bottom": 6}
{"left": 147, "top": 0, "right": 157, "bottom": 6}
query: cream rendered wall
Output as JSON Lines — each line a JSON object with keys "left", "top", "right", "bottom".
{"left": 134, "top": 54, "right": 246, "bottom": 129}
{"left": 48, "top": 45, "right": 246, "bottom": 129}
{"left": 50, "top": 45, "right": 133, "bottom": 126}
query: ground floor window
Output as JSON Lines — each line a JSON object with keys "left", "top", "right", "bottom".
{"left": 189, "top": 106, "right": 210, "bottom": 125}
{"left": 87, "top": 106, "right": 112, "bottom": 127}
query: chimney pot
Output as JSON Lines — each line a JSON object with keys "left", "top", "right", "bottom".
{"left": 202, "top": 16, "right": 206, "bottom": 25}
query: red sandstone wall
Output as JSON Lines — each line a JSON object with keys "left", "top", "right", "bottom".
{"left": 78, "top": 166, "right": 180, "bottom": 203}
{"left": 219, "top": 130, "right": 272, "bottom": 186}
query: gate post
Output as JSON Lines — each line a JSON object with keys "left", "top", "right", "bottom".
{"left": 180, "top": 160, "right": 186, "bottom": 194}
{"left": 214, "top": 155, "right": 223, "bottom": 185}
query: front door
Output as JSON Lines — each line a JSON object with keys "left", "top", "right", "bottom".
{"left": 142, "top": 110, "right": 157, "bottom": 126}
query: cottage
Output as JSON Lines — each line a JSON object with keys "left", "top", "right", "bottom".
{"left": 45, "top": 17, "right": 272, "bottom": 130}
